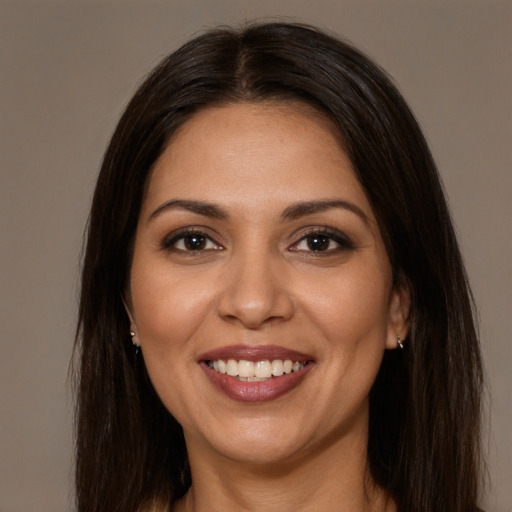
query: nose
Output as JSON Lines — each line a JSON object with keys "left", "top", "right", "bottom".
{"left": 217, "top": 249, "right": 295, "bottom": 329}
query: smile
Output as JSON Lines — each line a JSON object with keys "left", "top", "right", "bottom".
{"left": 206, "top": 359, "right": 306, "bottom": 381}
{"left": 199, "top": 345, "right": 315, "bottom": 403}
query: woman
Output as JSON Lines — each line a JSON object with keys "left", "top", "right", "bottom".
{"left": 75, "top": 22, "right": 484, "bottom": 512}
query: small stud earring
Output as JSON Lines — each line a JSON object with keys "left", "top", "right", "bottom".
{"left": 130, "top": 329, "right": 140, "bottom": 354}
{"left": 397, "top": 335, "right": 404, "bottom": 350}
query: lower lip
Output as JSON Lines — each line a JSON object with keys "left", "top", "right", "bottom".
{"left": 200, "top": 362, "right": 314, "bottom": 403}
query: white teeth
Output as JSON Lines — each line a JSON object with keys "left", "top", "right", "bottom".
{"left": 208, "top": 358, "right": 306, "bottom": 379}
{"left": 226, "top": 359, "right": 239, "bottom": 376}
{"left": 254, "top": 360, "right": 272, "bottom": 378}
{"left": 271, "top": 359, "right": 284, "bottom": 376}
{"left": 218, "top": 360, "right": 227, "bottom": 374}
{"left": 238, "top": 360, "right": 255, "bottom": 378}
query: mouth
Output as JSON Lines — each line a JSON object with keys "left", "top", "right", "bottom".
{"left": 205, "top": 358, "right": 308, "bottom": 381}
{"left": 198, "top": 345, "right": 315, "bottom": 402}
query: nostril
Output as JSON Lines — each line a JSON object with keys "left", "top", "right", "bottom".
{"left": 218, "top": 303, "right": 294, "bottom": 329}
{"left": 216, "top": 262, "right": 295, "bottom": 328}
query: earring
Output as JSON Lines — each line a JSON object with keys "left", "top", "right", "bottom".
{"left": 130, "top": 329, "right": 140, "bottom": 355}
{"left": 397, "top": 335, "right": 404, "bottom": 350}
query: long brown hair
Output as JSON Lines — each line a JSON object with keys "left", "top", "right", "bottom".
{"left": 75, "top": 22, "right": 484, "bottom": 512}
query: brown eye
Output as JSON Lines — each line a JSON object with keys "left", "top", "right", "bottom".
{"left": 306, "top": 234, "right": 331, "bottom": 251}
{"left": 184, "top": 234, "right": 207, "bottom": 250}
{"left": 163, "top": 230, "right": 223, "bottom": 253}
{"left": 290, "top": 228, "right": 355, "bottom": 254}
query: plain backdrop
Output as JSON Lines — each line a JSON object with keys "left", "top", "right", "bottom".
{"left": 0, "top": 1, "right": 510, "bottom": 511}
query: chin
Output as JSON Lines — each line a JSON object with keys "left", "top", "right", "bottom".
{"left": 187, "top": 414, "right": 313, "bottom": 466}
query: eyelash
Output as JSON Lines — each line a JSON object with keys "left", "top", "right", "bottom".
{"left": 290, "top": 227, "right": 355, "bottom": 254}
{"left": 162, "top": 228, "right": 222, "bottom": 253}
{"left": 161, "top": 227, "right": 355, "bottom": 255}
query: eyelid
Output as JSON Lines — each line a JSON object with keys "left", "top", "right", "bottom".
{"left": 289, "top": 226, "right": 355, "bottom": 252}
{"left": 161, "top": 227, "right": 224, "bottom": 252}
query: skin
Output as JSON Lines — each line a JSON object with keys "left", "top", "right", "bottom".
{"left": 127, "top": 102, "right": 409, "bottom": 512}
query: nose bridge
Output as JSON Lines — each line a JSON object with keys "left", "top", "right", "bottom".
{"left": 218, "top": 239, "right": 293, "bottom": 328}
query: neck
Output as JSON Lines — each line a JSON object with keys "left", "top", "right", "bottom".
{"left": 174, "top": 425, "right": 395, "bottom": 512}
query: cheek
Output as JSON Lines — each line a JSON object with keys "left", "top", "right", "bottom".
{"left": 299, "top": 265, "right": 391, "bottom": 345}
{"left": 130, "top": 259, "right": 215, "bottom": 358}
{"left": 307, "top": 271, "right": 391, "bottom": 402}
{"left": 129, "top": 265, "right": 216, "bottom": 422}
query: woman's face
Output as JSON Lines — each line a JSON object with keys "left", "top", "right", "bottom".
{"left": 128, "top": 102, "right": 408, "bottom": 465}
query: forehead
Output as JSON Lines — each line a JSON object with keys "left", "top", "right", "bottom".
{"left": 142, "top": 101, "right": 372, "bottom": 221}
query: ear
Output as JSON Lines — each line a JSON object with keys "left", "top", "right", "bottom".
{"left": 122, "top": 293, "right": 140, "bottom": 346}
{"left": 385, "top": 280, "right": 411, "bottom": 350}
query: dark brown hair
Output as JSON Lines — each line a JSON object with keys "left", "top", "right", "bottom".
{"left": 75, "top": 22, "right": 484, "bottom": 512}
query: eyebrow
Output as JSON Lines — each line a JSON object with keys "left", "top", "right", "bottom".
{"left": 148, "top": 198, "right": 369, "bottom": 225}
{"left": 280, "top": 200, "right": 369, "bottom": 224}
{"left": 148, "top": 199, "right": 229, "bottom": 222}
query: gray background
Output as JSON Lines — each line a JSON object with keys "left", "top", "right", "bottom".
{"left": 0, "top": 1, "right": 510, "bottom": 511}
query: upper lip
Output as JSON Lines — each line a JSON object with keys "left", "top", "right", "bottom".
{"left": 198, "top": 344, "right": 314, "bottom": 363}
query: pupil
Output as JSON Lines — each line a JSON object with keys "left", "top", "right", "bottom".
{"left": 185, "top": 235, "right": 206, "bottom": 250}
{"left": 307, "top": 235, "right": 329, "bottom": 251}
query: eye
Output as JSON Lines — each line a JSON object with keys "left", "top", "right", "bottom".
{"left": 295, "top": 234, "right": 339, "bottom": 252}
{"left": 290, "top": 228, "right": 354, "bottom": 253}
{"left": 163, "top": 230, "right": 223, "bottom": 252}
{"left": 299, "top": 234, "right": 334, "bottom": 251}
